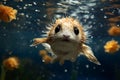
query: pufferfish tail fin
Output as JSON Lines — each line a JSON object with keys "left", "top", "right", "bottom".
{"left": 82, "top": 44, "right": 101, "bottom": 65}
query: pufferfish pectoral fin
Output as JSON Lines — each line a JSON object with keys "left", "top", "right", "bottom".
{"left": 82, "top": 44, "right": 101, "bottom": 65}
{"left": 30, "top": 38, "right": 48, "bottom": 47}
{"left": 41, "top": 43, "right": 56, "bottom": 57}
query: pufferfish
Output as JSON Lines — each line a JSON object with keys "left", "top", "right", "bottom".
{"left": 31, "top": 17, "right": 100, "bottom": 65}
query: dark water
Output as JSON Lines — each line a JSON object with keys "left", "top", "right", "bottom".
{"left": 0, "top": 0, "right": 120, "bottom": 80}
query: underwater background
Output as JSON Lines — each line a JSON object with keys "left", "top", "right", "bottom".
{"left": 0, "top": 0, "right": 120, "bottom": 80}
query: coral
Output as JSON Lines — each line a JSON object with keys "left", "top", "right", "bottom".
{"left": 108, "top": 26, "right": 120, "bottom": 36}
{"left": 0, "top": 4, "right": 17, "bottom": 22}
{"left": 104, "top": 40, "right": 120, "bottom": 53}
{"left": 3, "top": 57, "right": 20, "bottom": 70}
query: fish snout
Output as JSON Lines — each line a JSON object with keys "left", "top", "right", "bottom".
{"left": 62, "top": 34, "right": 70, "bottom": 41}
{"left": 63, "top": 34, "right": 70, "bottom": 39}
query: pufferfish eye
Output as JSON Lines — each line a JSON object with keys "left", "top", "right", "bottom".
{"left": 55, "top": 24, "right": 61, "bottom": 33}
{"left": 74, "top": 27, "right": 79, "bottom": 35}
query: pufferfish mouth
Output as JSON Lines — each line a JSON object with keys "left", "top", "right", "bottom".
{"left": 62, "top": 38, "right": 70, "bottom": 42}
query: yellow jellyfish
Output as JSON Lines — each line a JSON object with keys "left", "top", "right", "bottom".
{"left": 0, "top": 57, "right": 20, "bottom": 80}
{"left": 3, "top": 57, "right": 20, "bottom": 70}
{"left": 108, "top": 26, "right": 120, "bottom": 36}
{"left": 104, "top": 40, "right": 120, "bottom": 54}
{"left": 0, "top": 4, "right": 17, "bottom": 22}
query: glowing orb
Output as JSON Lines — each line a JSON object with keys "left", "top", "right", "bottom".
{"left": 0, "top": 4, "right": 17, "bottom": 22}
{"left": 104, "top": 40, "right": 120, "bottom": 53}
{"left": 108, "top": 26, "right": 120, "bottom": 36}
{"left": 3, "top": 57, "right": 20, "bottom": 70}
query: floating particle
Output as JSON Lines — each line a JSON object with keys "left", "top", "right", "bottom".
{"left": 104, "top": 40, "right": 120, "bottom": 53}
{"left": 3, "top": 57, "right": 20, "bottom": 70}
{"left": 85, "top": 64, "right": 89, "bottom": 68}
{"left": 0, "top": 4, "right": 17, "bottom": 22}
{"left": 64, "top": 69, "right": 68, "bottom": 72}
{"left": 108, "top": 26, "right": 120, "bottom": 36}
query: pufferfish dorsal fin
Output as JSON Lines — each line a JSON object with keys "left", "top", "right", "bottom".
{"left": 81, "top": 44, "right": 101, "bottom": 65}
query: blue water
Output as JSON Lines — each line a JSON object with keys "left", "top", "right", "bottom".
{"left": 0, "top": 0, "right": 120, "bottom": 80}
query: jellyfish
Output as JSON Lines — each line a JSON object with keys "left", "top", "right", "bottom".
{"left": 104, "top": 40, "right": 120, "bottom": 53}
{"left": 3, "top": 57, "right": 20, "bottom": 70}
{"left": 0, "top": 57, "right": 20, "bottom": 80}
{"left": 108, "top": 26, "right": 120, "bottom": 36}
{"left": 0, "top": 4, "right": 17, "bottom": 22}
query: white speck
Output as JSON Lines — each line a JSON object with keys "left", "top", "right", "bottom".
{"left": 43, "top": 15, "right": 47, "bottom": 18}
{"left": 118, "top": 9, "right": 120, "bottom": 14}
{"left": 87, "top": 3, "right": 96, "bottom": 6}
{"left": 91, "top": 8, "right": 94, "bottom": 10}
{"left": 117, "top": 24, "right": 120, "bottom": 26}
{"left": 84, "top": 15, "right": 89, "bottom": 19}
{"left": 93, "top": 66, "right": 96, "bottom": 69}
{"left": 19, "top": 7, "right": 22, "bottom": 10}
{"left": 25, "top": 4, "right": 28, "bottom": 7}
{"left": 19, "top": 13, "right": 25, "bottom": 16}
{"left": 64, "top": 69, "right": 68, "bottom": 72}
{"left": 35, "top": 9, "right": 40, "bottom": 12}
{"left": 42, "top": 59, "right": 45, "bottom": 62}
{"left": 33, "top": 2, "right": 37, "bottom": 5}
{"left": 84, "top": 11, "right": 89, "bottom": 13}
{"left": 26, "top": 14, "right": 29, "bottom": 18}
{"left": 3, "top": 2, "right": 6, "bottom": 4}
{"left": 23, "top": 6, "right": 27, "bottom": 9}
{"left": 104, "top": 15, "right": 107, "bottom": 18}
{"left": 100, "top": 8, "right": 104, "bottom": 11}
{"left": 71, "top": 13, "right": 77, "bottom": 17}
{"left": 57, "top": 3, "right": 63, "bottom": 6}
{"left": 90, "top": 15, "right": 94, "bottom": 19}
{"left": 89, "top": 35, "right": 93, "bottom": 39}
{"left": 85, "top": 64, "right": 89, "bottom": 68}
{"left": 88, "top": 25, "right": 92, "bottom": 28}
{"left": 28, "top": 4, "right": 32, "bottom": 6}
{"left": 42, "top": 3, "right": 45, "bottom": 6}
{"left": 20, "top": 0, "right": 23, "bottom": 2}
{"left": 55, "top": 15, "right": 62, "bottom": 18}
